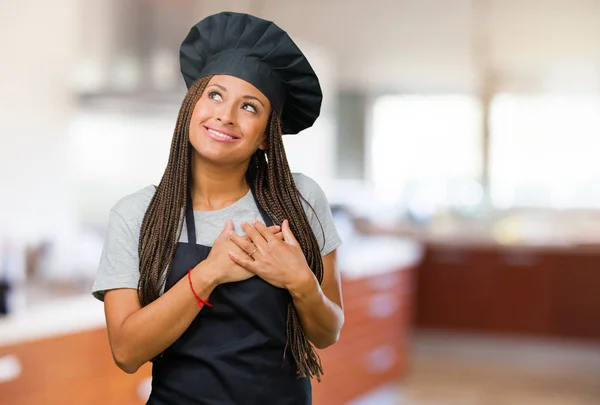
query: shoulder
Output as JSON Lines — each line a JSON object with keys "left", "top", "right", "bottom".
{"left": 292, "top": 172, "right": 327, "bottom": 203}
{"left": 110, "top": 184, "right": 157, "bottom": 224}
{"left": 291, "top": 173, "right": 342, "bottom": 256}
{"left": 92, "top": 186, "right": 156, "bottom": 301}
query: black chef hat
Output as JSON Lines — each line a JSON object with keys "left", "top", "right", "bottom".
{"left": 179, "top": 12, "right": 322, "bottom": 135}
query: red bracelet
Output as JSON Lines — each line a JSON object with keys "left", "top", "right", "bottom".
{"left": 187, "top": 268, "right": 212, "bottom": 308}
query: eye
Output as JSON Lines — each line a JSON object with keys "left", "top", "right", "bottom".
{"left": 208, "top": 91, "right": 222, "bottom": 101}
{"left": 242, "top": 102, "right": 258, "bottom": 114}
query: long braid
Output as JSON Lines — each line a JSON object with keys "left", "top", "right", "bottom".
{"left": 249, "top": 113, "right": 326, "bottom": 381}
{"left": 138, "top": 76, "right": 211, "bottom": 305}
{"left": 139, "top": 78, "right": 326, "bottom": 381}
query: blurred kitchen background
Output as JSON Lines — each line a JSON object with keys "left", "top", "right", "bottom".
{"left": 2, "top": 0, "right": 600, "bottom": 404}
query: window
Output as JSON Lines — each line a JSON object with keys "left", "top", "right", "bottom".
{"left": 369, "top": 95, "right": 483, "bottom": 216}
{"left": 490, "top": 94, "right": 600, "bottom": 209}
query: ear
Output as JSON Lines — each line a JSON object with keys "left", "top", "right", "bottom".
{"left": 257, "top": 130, "right": 269, "bottom": 151}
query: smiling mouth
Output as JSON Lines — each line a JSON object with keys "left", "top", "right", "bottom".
{"left": 204, "top": 126, "right": 240, "bottom": 140}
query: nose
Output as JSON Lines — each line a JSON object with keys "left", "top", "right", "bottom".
{"left": 216, "top": 102, "right": 236, "bottom": 126}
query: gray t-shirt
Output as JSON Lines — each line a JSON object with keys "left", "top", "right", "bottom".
{"left": 92, "top": 172, "right": 342, "bottom": 301}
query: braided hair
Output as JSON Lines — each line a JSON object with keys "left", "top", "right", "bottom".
{"left": 137, "top": 75, "right": 326, "bottom": 381}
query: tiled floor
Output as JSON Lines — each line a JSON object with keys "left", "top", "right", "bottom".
{"left": 350, "top": 330, "right": 600, "bottom": 405}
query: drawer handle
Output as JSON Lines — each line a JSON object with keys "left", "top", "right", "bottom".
{"left": 368, "top": 275, "right": 399, "bottom": 291}
{"left": 365, "top": 345, "right": 396, "bottom": 373}
{"left": 433, "top": 250, "right": 467, "bottom": 264}
{"left": 0, "top": 355, "right": 22, "bottom": 384}
{"left": 138, "top": 377, "right": 152, "bottom": 401}
{"left": 368, "top": 293, "right": 399, "bottom": 318}
{"left": 503, "top": 253, "right": 540, "bottom": 267}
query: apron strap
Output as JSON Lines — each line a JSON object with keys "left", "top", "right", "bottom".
{"left": 249, "top": 183, "right": 275, "bottom": 227}
{"left": 185, "top": 187, "right": 197, "bottom": 246}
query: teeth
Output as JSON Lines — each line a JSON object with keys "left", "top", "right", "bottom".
{"left": 208, "top": 129, "right": 236, "bottom": 140}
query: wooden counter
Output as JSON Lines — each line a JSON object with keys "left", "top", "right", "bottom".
{"left": 312, "top": 267, "right": 413, "bottom": 405}
{"left": 0, "top": 236, "right": 418, "bottom": 404}
{"left": 0, "top": 328, "right": 152, "bottom": 405}
{"left": 415, "top": 242, "right": 600, "bottom": 340}
{"left": 0, "top": 266, "right": 413, "bottom": 405}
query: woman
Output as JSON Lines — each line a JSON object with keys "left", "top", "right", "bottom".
{"left": 92, "top": 11, "right": 344, "bottom": 405}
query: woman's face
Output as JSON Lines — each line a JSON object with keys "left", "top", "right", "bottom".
{"left": 189, "top": 75, "right": 272, "bottom": 165}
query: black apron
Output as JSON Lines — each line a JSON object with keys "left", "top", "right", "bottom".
{"left": 147, "top": 185, "right": 311, "bottom": 405}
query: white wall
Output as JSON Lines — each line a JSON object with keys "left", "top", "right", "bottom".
{"left": 3, "top": 0, "right": 600, "bottom": 238}
{"left": 68, "top": 108, "right": 177, "bottom": 228}
{"left": 281, "top": 41, "right": 339, "bottom": 192}
{"left": 0, "top": 0, "right": 79, "bottom": 242}
{"left": 260, "top": 0, "right": 600, "bottom": 93}
{"left": 261, "top": 0, "right": 477, "bottom": 92}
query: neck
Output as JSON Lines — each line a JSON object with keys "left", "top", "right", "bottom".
{"left": 190, "top": 154, "right": 251, "bottom": 211}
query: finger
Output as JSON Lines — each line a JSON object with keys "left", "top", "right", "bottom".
{"left": 267, "top": 225, "right": 281, "bottom": 234}
{"left": 251, "top": 220, "right": 277, "bottom": 243}
{"left": 240, "top": 221, "right": 268, "bottom": 249}
{"left": 220, "top": 219, "right": 233, "bottom": 240}
{"left": 228, "top": 251, "right": 258, "bottom": 273}
{"left": 229, "top": 231, "right": 259, "bottom": 256}
{"left": 281, "top": 219, "right": 298, "bottom": 246}
{"left": 242, "top": 225, "right": 278, "bottom": 241}
{"left": 274, "top": 231, "right": 284, "bottom": 241}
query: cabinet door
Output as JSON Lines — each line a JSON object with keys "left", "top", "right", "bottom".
{"left": 483, "top": 248, "right": 553, "bottom": 335}
{"left": 313, "top": 269, "right": 412, "bottom": 405}
{"left": 416, "top": 247, "right": 491, "bottom": 330}
{"left": 0, "top": 328, "right": 152, "bottom": 405}
{"left": 551, "top": 251, "right": 600, "bottom": 339}
{"left": 313, "top": 324, "right": 403, "bottom": 405}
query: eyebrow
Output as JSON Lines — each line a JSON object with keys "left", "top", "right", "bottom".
{"left": 208, "top": 84, "right": 266, "bottom": 108}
